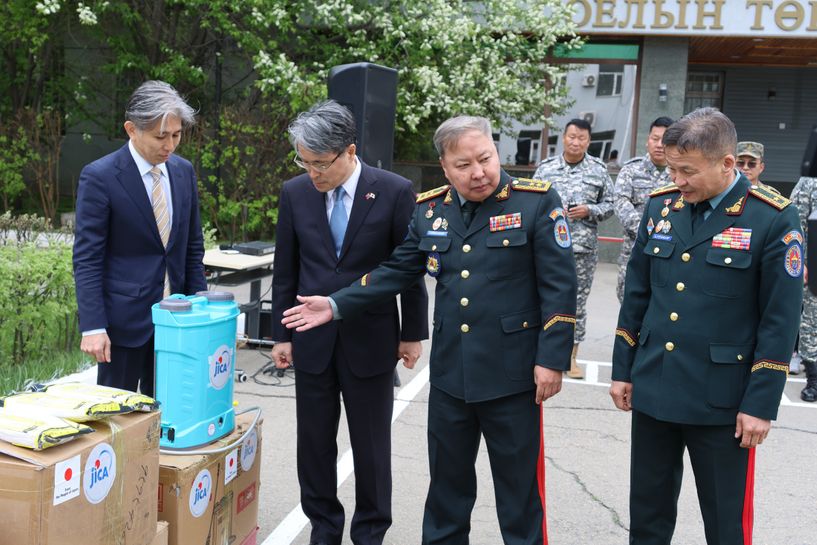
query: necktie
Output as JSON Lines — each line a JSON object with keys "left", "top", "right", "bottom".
{"left": 329, "top": 186, "right": 348, "bottom": 257}
{"left": 461, "top": 200, "right": 479, "bottom": 228}
{"left": 691, "top": 201, "right": 710, "bottom": 234}
{"left": 150, "top": 166, "right": 171, "bottom": 296}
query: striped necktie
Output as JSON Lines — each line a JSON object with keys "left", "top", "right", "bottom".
{"left": 150, "top": 166, "right": 171, "bottom": 296}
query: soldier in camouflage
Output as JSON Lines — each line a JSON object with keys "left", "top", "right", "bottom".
{"left": 613, "top": 117, "right": 674, "bottom": 302}
{"left": 533, "top": 118, "right": 614, "bottom": 378}
{"left": 790, "top": 175, "right": 817, "bottom": 401}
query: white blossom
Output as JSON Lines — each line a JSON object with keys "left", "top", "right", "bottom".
{"left": 35, "top": 0, "right": 61, "bottom": 15}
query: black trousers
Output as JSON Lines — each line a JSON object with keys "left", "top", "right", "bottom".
{"left": 629, "top": 410, "right": 755, "bottom": 545}
{"left": 97, "top": 336, "right": 155, "bottom": 397}
{"left": 422, "top": 386, "right": 547, "bottom": 545}
{"left": 294, "top": 342, "right": 395, "bottom": 545}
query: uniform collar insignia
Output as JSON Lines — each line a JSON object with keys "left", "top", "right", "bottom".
{"left": 725, "top": 194, "right": 747, "bottom": 216}
{"left": 672, "top": 195, "right": 685, "bottom": 210}
{"left": 443, "top": 189, "right": 453, "bottom": 205}
{"left": 495, "top": 184, "right": 510, "bottom": 201}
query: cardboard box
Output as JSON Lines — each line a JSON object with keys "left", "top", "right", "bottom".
{"left": 240, "top": 527, "right": 259, "bottom": 545}
{"left": 0, "top": 410, "right": 160, "bottom": 545}
{"left": 158, "top": 412, "right": 262, "bottom": 545}
{"left": 150, "top": 521, "right": 169, "bottom": 545}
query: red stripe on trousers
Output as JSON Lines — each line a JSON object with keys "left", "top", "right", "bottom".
{"left": 537, "top": 404, "right": 548, "bottom": 545}
{"left": 742, "top": 447, "right": 756, "bottom": 545}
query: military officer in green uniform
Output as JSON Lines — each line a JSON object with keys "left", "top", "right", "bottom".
{"left": 282, "top": 115, "right": 577, "bottom": 545}
{"left": 611, "top": 108, "right": 803, "bottom": 545}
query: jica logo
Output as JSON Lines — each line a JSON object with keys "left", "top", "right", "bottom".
{"left": 83, "top": 443, "right": 117, "bottom": 504}
{"left": 240, "top": 430, "right": 258, "bottom": 472}
{"left": 209, "top": 344, "right": 232, "bottom": 390}
{"left": 189, "top": 469, "right": 212, "bottom": 518}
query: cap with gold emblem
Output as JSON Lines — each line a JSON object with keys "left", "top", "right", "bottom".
{"left": 737, "top": 141, "right": 764, "bottom": 160}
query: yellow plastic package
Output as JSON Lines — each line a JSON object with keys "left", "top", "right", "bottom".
{"left": 0, "top": 408, "right": 94, "bottom": 450}
{"left": 0, "top": 392, "right": 129, "bottom": 422}
{"left": 43, "top": 382, "right": 159, "bottom": 412}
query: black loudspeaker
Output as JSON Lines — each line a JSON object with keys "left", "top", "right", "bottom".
{"left": 515, "top": 138, "right": 532, "bottom": 165}
{"left": 328, "top": 62, "right": 398, "bottom": 170}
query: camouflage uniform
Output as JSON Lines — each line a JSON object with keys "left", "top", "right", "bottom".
{"left": 613, "top": 154, "right": 672, "bottom": 302}
{"left": 533, "top": 154, "right": 614, "bottom": 342}
{"left": 790, "top": 176, "right": 817, "bottom": 363}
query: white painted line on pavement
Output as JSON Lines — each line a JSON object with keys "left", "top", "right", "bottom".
{"left": 262, "top": 365, "right": 431, "bottom": 545}
{"left": 575, "top": 360, "right": 817, "bottom": 409}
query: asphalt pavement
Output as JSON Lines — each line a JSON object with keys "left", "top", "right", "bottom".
{"left": 226, "top": 262, "right": 817, "bottom": 545}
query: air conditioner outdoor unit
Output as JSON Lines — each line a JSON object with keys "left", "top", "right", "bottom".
{"left": 581, "top": 74, "right": 596, "bottom": 87}
{"left": 580, "top": 111, "right": 596, "bottom": 128}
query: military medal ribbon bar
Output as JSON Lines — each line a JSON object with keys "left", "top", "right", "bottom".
{"left": 489, "top": 212, "right": 522, "bottom": 232}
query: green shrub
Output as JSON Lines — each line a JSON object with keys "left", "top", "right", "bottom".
{"left": 0, "top": 212, "right": 78, "bottom": 365}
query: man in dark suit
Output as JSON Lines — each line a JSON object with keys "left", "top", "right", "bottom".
{"left": 281, "top": 115, "right": 577, "bottom": 545}
{"left": 611, "top": 108, "right": 803, "bottom": 545}
{"left": 270, "top": 100, "right": 428, "bottom": 545}
{"left": 73, "top": 80, "right": 207, "bottom": 397}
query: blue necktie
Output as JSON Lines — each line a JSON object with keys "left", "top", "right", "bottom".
{"left": 329, "top": 186, "right": 348, "bottom": 257}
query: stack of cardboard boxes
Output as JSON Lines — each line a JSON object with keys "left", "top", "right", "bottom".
{"left": 158, "top": 411, "right": 262, "bottom": 545}
{"left": 0, "top": 409, "right": 261, "bottom": 545}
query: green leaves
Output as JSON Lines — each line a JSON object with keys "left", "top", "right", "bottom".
{"left": 0, "top": 213, "right": 78, "bottom": 366}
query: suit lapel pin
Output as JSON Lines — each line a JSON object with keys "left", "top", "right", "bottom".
{"left": 365, "top": 192, "right": 376, "bottom": 200}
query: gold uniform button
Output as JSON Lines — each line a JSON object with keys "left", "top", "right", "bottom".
{"left": 676, "top": 282, "right": 685, "bottom": 291}
{"left": 681, "top": 252, "right": 691, "bottom": 262}
{"left": 460, "top": 297, "right": 469, "bottom": 307}
{"left": 503, "top": 239, "right": 510, "bottom": 247}
{"left": 653, "top": 247, "right": 660, "bottom": 254}
{"left": 737, "top": 354, "right": 744, "bottom": 361}
{"left": 724, "top": 257, "right": 732, "bottom": 264}
{"left": 670, "top": 312, "right": 679, "bottom": 321}
{"left": 461, "top": 324, "right": 470, "bottom": 333}
{"left": 461, "top": 270, "right": 470, "bottom": 279}
{"left": 432, "top": 244, "right": 437, "bottom": 251}
{"left": 463, "top": 244, "right": 472, "bottom": 253}
{"left": 522, "top": 321, "right": 529, "bottom": 328}
{"left": 665, "top": 342, "right": 675, "bottom": 351}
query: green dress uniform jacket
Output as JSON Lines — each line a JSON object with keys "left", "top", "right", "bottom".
{"left": 613, "top": 175, "right": 803, "bottom": 425}
{"left": 332, "top": 172, "right": 578, "bottom": 402}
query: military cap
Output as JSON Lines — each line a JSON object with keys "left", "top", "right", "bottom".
{"left": 737, "top": 141, "right": 764, "bottom": 159}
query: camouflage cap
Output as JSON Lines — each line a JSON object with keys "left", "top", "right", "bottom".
{"left": 737, "top": 141, "right": 764, "bottom": 159}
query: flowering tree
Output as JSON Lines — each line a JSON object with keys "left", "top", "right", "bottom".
{"left": 0, "top": 0, "right": 580, "bottom": 236}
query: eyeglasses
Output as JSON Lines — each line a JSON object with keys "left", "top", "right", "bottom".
{"left": 294, "top": 151, "right": 343, "bottom": 172}
{"left": 737, "top": 160, "right": 759, "bottom": 169}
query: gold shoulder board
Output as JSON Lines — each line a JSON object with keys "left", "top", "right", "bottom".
{"left": 416, "top": 185, "right": 450, "bottom": 204}
{"left": 511, "top": 178, "right": 551, "bottom": 193}
{"left": 749, "top": 185, "right": 790, "bottom": 210}
{"left": 649, "top": 183, "right": 681, "bottom": 197}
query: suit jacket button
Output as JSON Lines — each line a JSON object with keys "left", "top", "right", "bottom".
{"left": 461, "top": 324, "right": 470, "bottom": 333}
{"left": 335, "top": 267, "right": 341, "bottom": 274}
{"left": 676, "top": 282, "right": 685, "bottom": 291}
{"left": 463, "top": 244, "right": 472, "bottom": 253}
{"left": 461, "top": 270, "right": 470, "bottom": 279}
{"left": 665, "top": 342, "right": 675, "bottom": 351}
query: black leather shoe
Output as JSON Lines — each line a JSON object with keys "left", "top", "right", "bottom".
{"left": 801, "top": 360, "right": 817, "bottom": 402}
